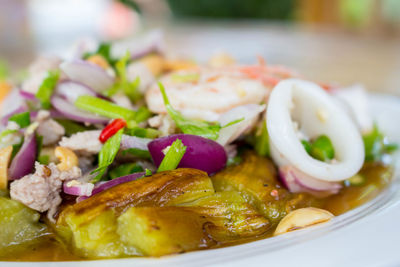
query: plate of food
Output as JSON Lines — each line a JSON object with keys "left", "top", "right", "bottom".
{"left": 0, "top": 31, "right": 399, "bottom": 267}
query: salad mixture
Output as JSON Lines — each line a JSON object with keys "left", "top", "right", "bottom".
{"left": 0, "top": 31, "right": 397, "bottom": 261}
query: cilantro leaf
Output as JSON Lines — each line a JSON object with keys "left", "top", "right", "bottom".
{"left": 157, "top": 139, "right": 187, "bottom": 172}
{"left": 91, "top": 129, "right": 124, "bottom": 182}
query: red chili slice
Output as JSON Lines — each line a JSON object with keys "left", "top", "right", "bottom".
{"left": 99, "top": 118, "right": 127, "bottom": 143}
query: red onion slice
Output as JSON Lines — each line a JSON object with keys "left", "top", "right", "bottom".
{"left": 60, "top": 60, "right": 114, "bottom": 92}
{"left": 9, "top": 133, "right": 37, "bottom": 180}
{"left": 112, "top": 30, "right": 165, "bottom": 60}
{"left": 78, "top": 172, "right": 145, "bottom": 201}
{"left": 19, "top": 90, "right": 37, "bottom": 101}
{"left": 148, "top": 134, "right": 227, "bottom": 175}
{"left": 51, "top": 96, "right": 109, "bottom": 124}
{"left": 55, "top": 80, "right": 97, "bottom": 103}
{"left": 63, "top": 180, "right": 94, "bottom": 196}
{"left": 279, "top": 165, "right": 342, "bottom": 197}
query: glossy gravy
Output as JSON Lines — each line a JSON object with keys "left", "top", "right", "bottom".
{"left": 1, "top": 163, "right": 392, "bottom": 262}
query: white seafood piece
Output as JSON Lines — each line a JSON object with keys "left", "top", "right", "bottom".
{"left": 217, "top": 104, "right": 266, "bottom": 146}
{"left": 332, "top": 84, "right": 373, "bottom": 133}
{"left": 145, "top": 67, "right": 269, "bottom": 121}
{"left": 267, "top": 79, "right": 365, "bottom": 182}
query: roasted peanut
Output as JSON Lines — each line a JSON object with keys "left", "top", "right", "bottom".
{"left": 140, "top": 54, "right": 165, "bottom": 76}
{"left": 274, "top": 207, "right": 334, "bottom": 236}
{"left": 0, "top": 146, "right": 13, "bottom": 189}
{"left": 208, "top": 53, "right": 235, "bottom": 68}
{"left": 55, "top": 146, "right": 78, "bottom": 171}
{"left": 87, "top": 55, "right": 110, "bottom": 70}
{"left": 0, "top": 81, "right": 12, "bottom": 107}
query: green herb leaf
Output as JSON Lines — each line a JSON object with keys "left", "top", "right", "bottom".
{"left": 35, "top": 70, "right": 60, "bottom": 109}
{"left": 0, "top": 60, "right": 9, "bottom": 80}
{"left": 158, "top": 82, "right": 223, "bottom": 140}
{"left": 122, "top": 148, "right": 151, "bottom": 159}
{"left": 91, "top": 129, "right": 124, "bottom": 182}
{"left": 37, "top": 155, "right": 50, "bottom": 165}
{"left": 0, "top": 129, "right": 18, "bottom": 142}
{"left": 255, "top": 120, "right": 270, "bottom": 157}
{"left": 106, "top": 52, "right": 142, "bottom": 103}
{"left": 125, "top": 126, "right": 160, "bottom": 139}
{"left": 344, "top": 174, "right": 366, "bottom": 187}
{"left": 108, "top": 163, "right": 143, "bottom": 180}
{"left": 145, "top": 169, "right": 152, "bottom": 176}
{"left": 302, "top": 135, "right": 335, "bottom": 162}
{"left": 75, "top": 95, "right": 136, "bottom": 121}
{"left": 301, "top": 140, "right": 312, "bottom": 155}
{"left": 157, "top": 139, "right": 187, "bottom": 172}
{"left": 83, "top": 42, "right": 116, "bottom": 66}
{"left": 118, "top": 0, "right": 142, "bottom": 13}
{"left": 36, "top": 135, "right": 44, "bottom": 158}
{"left": 9, "top": 112, "right": 31, "bottom": 128}
{"left": 363, "top": 124, "right": 398, "bottom": 162}
{"left": 171, "top": 72, "right": 200, "bottom": 83}
{"left": 55, "top": 119, "right": 95, "bottom": 136}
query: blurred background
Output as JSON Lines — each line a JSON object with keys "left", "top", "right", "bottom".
{"left": 0, "top": 0, "right": 399, "bottom": 94}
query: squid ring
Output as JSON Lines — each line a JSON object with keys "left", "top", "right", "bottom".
{"left": 267, "top": 79, "right": 364, "bottom": 182}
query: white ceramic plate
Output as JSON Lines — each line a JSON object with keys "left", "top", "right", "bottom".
{"left": 5, "top": 94, "right": 400, "bottom": 267}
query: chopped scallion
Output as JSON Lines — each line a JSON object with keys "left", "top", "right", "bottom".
{"left": 35, "top": 70, "right": 60, "bottom": 109}
{"left": 9, "top": 112, "right": 31, "bottom": 128}
{"left": 75, "top": 95, "right": 136, "bottom": 122}
{"left": 91, "top": 129, "right": 124, "bottom": 182}
{"left": 157, "top": 139, "right": 187, "bottom": 172}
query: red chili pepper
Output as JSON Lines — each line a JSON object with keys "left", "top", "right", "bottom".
{"left": 99, "top": 118, "right": 126, "bottom": 143}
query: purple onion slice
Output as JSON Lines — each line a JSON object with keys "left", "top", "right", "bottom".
{"left": 60, "top": 60, "right": 114, "bottom": 92}
{"left": 55, "top": 80, "right": 97, "bottom": 103}
{"left": 51, "top": 96, "right": 109, "bottom": 124}
{"left": 279, "top": 166, "right": 342, "bottom": 197}
{"left": 9, "top": 133, "right": 37, "bottom": 180}
{"left": 78, "top": 172, "right": 145, "bottom": 201}
{"left": 148, "top": 134, "right": 227, "bottom": 175}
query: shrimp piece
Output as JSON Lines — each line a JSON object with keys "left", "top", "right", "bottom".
{"left": 145, "top": 67, "right": 269, "bottom": 121}
{"left": 267, "top": 79, "right": 364, "bottom": 182}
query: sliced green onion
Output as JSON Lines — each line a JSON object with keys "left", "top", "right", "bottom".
{"left": 55, "top": 119, "right": 95, "bottom": 136}
{"left": 134, "top": 106, "right": 152, "bottom": 123}
{"left": 91, "top": 129, "right": 124, "bottom": 182}
{"left": 125, "top": 127, "right": 160, "bottom": 139}
{"left": 122, "top": 148, "right": 151, "bottom": 159}
{"left": 301, "top": 140, "right": 312, "bottom": 155}
{"left": 157, "top": 139, "right": 187, "bottom": 172}
{"left": 109, "top": 163, "right": 143, "bottom": 180}
{"left": 145, "top": 169, "right": 153, "bottom": 176}
{"left": 9, "top": 112, "right": 31, "bottom": 128}
{"left": 171, "top": 73, "right": 200, "bottom": 83}
{"left": 344, "top": 174, "right": 366, "bottom": 187}
{"left": 75, "top": 95, "right": 136, "bottom": 121}
{"left": 302, "top": 135, "right": 335, "bottom": 162}
{"left": 255, "top": 121, "right": 270, "bottom": 157}
{"left": 363, "top": 124, "right": 398, "bottom": 162}
{"left": 106, "top": 52, "right": 141, "bottom": 102}
{"left": 310, "top": 135, "right": 335, "bottom": 161}
{"left": 37, "top": 155, "right": 50, "bottom": 165}
{"left": 35, "top": 70, "right": 60, "bottom": 109}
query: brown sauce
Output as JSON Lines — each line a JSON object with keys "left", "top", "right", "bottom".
{"left": 2, "top": 163, "right": 392, "bottom": 262}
